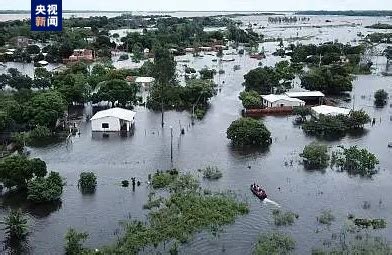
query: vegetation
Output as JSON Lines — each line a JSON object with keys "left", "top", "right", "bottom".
{"left": 254, "top": 232, "right": 295, "bottom": 255}
{"left": 27, "top": 171, "right": 64, "bottom": 203}
{"left": 151, "top": 169, "right": 179, "bottom": 189}
{"left": 105, "top": 173, "right": 248, "bottom": 254}
{"left": 239, "top": 90, "right": 262, "bottom": 109}
{"left": 201, "top": 166, "right": 223, "bottom": 180}
{"left": 292, "top": 106, "right": 311, "bottom": 123}
{"left": 2, "top": 210, "right": 28, "bottom": 242}
{"left": 352, "top": 218, "right": 386, "bottom": 229}
{"left": 366, "top": 23, "right": 392, "bottom": 29}
{"left": 317, "top": 210, "right": 335, "bottom": 225}
{"left": 243, "top": 61, "right": 299, "bottom": 94}
{"left": 301, "top": 65, "right": 353, "bottom": 94}
{"left": 374, "top": 89, "right": 388, "bottom": 107}
{"left": 64, "top": 228, "right": 89, "bottom": 255}
{"left": 302, "top": 110, "right": 370, "bottom": 137}
{"left": 272, "top": 209, "right": 298, "bottom": 226}
{"left": 0, "top": 156, "right": 47, "bottom": 189}
{"left": 78, "top": 172, "right": 97, "bottom": 193}
{"left": 331, "top": 146, "right": 379, "bottom": 176}
{"left": 366, "top": 32, "right": 392, "bottom": 43}
{"left": 227, "top": 118, "right": 271, "bottom": 147}
{"left": 300, "top": 143, "right": 330, "bottom": 170}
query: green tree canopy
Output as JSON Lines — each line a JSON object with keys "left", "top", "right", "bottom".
{"left": 243, "top": 67, "right": 279, "bottom": 94}
{"left": 226, "top": 117, "right": 271, "bottom": 147}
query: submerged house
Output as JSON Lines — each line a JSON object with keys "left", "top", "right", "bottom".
{"left": 91, "top": 108, "right": 136, "bottom": 132}
{"left": 65, "top": 49, "right": 94, "bottom": 63}
{"left": 285, "top": 91, "right": 325, "bottom": 105}
{"left": 262, "top": 94, "right": 305, "bottom": 108}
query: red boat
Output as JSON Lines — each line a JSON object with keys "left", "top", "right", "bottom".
{"left": 251, "top": 184, "right": 267, "bottom": 200}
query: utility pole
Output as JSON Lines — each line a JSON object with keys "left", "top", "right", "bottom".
{"left": 170, "top": 126, "right": 173, "bottom": 166}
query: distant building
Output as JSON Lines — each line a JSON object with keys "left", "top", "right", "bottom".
{"left": 262, "top": 94, "right": 305, "bottom": 108}
{"left": 66, "top": 49, "right": 94, "bottom": 63}
{"left": 311, "top": 105, "right": 351, "bottom": 118}
{"left": 91, "top": 108, "right": 136, "bottom": 132}
{"left": 135, "top": 77, "right": 155, "bottom": 104}
{"left": 10, "top": 36, "right": 33, "bottom": 48}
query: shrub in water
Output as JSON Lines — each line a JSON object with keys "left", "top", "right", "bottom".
{"left": 78, "top": 172, "right": 97, "bottom": 193}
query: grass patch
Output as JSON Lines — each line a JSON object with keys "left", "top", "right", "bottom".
{"left": 352, "top": 218, "right": 386, "bottom": 229}
{"left": 151, "top": 169, "right": 179, "bottom": 189}
{"left": 201, "top": 166, "right": 223, "bottom": 180}
{"left": 254, "top": 232, "right": 295, "bottom": 255}
{"left": 272, "top": 209, "right": 298, "bottom": 226}
{"left": 317, "top": 210, "right": 335, "bottom": 225}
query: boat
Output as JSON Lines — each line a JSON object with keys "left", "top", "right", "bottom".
{"left": 388, "top": 142, "right": 392, "bottom": 148}
{"left": 250, "top": 184, "right": 267, "bottom": 200}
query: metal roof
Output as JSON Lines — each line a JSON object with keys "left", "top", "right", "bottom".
{"left": 262, "top": 94, "right": 305, "bottom": 103}
{"left": 91, "top": 108, "right": 136, "bottom": 122}
{"left": 311, "top": 105, "right": 351, "bottom": 116}
{"left": 285, "top": 91, "right": 325, "bottom": 98}
{"left": 135, "top": 77, "right": 155, "bottom": 83}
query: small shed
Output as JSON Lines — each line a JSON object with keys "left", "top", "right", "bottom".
{"left": 262, "top": 94, "right": 305, "bottom": 108}
{"left": 91, "top": 108, "right": 136, "bottom": 132}
{"left": 311, "top": 105, "right": 351, "bottom": 118}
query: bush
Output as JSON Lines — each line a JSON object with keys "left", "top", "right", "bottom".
{"left": 374, "top": 89, "right": 388, "bottom": 107}
{"left": 300, "top": 143, "right": 330, "bottom": 170}
{"left": 332, "top": 146, "right": 379, "bottom": 176}
{"left": 121, "top": 180, "right": 129, "bottom": 187}
{"left": 227, "top": 117, "right": 271, "bottom": 147}
{"left": 318, "top": 210, "right": 335, "bottom": 225}
{"left": 29, "top": 125, "right": 52, "bottom": 139}
{"left": 272, "top": 209, "right": 298, "bottom": 226}
{"left": 65, "top": 228, "right": 89, "bottom": 255}
{"left": 27, "top": 171, "right": 64, "bottom": 203}
{"left": 254, "top": 232, "right": 295, "bottom": 255}
{"left": 151, "top": 169, "right": 179, "bottom": 189}
{"left": 201, "top": 166, "right": 223, "bottom": 180}
{"left": 78, "top": 172, "right": 97, "bottom": 193}
{"left": 199, "top": 68, "right": 216, "bottom": 79}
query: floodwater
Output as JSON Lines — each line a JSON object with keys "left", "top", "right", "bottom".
{"left": 0, "top": 13, "right": 392, "bottom": 254}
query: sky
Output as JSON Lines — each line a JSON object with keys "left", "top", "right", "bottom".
{"left": 0, "top": 0, "right": 391, "bottom": 11}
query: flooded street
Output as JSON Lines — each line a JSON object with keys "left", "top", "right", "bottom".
{"left": 0, "top": 13, "right": 392, "bottom": 254}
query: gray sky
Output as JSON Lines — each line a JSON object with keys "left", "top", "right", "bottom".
{"left": 0, "top": 0, "right": 391, "bottom": 11}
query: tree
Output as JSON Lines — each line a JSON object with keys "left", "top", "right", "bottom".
{"left": 226, "top": 117, "right": 271, "bottom": 147}
{"left": 30, "top": 91, "right": 67, "bottom": 129}
{"left": 239, "top": 90, "right": 262, "bottom": 109}
{"left": 301, "top": 65, "right": 353, "bottom": 94}
{"left": 0, "top": 156, "right": 47, "bottom": 189}
{"left": 55, "top": 74, "right": 90, "bottom": 104}
{"left": 243, "top": 67, "right": 279, "bottom": 94}
{"left": 27, "top": 171, "right": 64, "bottom": 203}
{"left": 374, "top": 89, "right": 388, "bottom": 107}
{"left": 26, "top": 45, "right": 41, "bottom": 55}
{"left": 300, "top": 143, "right": 330, "bottom": 170}
{"left": 153, "top": 47, "right": 177, "bottom": 127}
{"left": 94, "top": 79, "right": 138, "bottom": 107}
{"left": 65, "top": 228, "right": 89, "bottom": 255}
{"left": 199, "top": 68, "right": 216, "bottom": 80}
{"left": 2, "top": 210, "right": 28, "bottom": 242}
{"left": 332, "top": 146, "right": 379, "bottom": 176}
{"left": 78, "top": 172, "right": 97, "bottom": 194}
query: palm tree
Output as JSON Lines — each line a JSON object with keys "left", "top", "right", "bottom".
{"left": 2, "top": 209, "right": 29, "bottom": 241}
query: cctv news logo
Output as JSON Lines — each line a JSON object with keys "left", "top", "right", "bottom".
{"left": 31, "top": 0, "right": 62, "bottom": 31}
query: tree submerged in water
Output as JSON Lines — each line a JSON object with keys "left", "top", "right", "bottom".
{"left": 374, "top": 89, "right": 388, "bottom": 107}
{"left": 331, "top": 146, "right": 379, "bottom": 176}
{"left": 64, "top": 228, "right": 89, "bottom": 255}
{"left": 2, "top": 209, "right": 28, "bottom": 242}
{"left": 227, "top": 117, "right": 271, "bottom": 147}
{"left": 300, "top": 143, "right": 330, "bottom": 170}
{"left": 78, "top": 172, "right": 97, "bottom": 194}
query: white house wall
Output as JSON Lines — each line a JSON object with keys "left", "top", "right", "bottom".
{"left": 91, "top": 116, "right": 121, "bottom": 132}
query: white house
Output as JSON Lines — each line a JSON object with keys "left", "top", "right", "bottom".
{"left": 311, "top": 105, "right": 351, "bottom": 118}
{"left": 262, "top": 94, "right": 305, "bottom": 108}
{"left": 91, "top": 108, "right": 136, "bottom": 132}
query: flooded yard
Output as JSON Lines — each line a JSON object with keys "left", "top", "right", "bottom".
{"left": 0, "top": 12, "right": 392, "bottom": 254}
